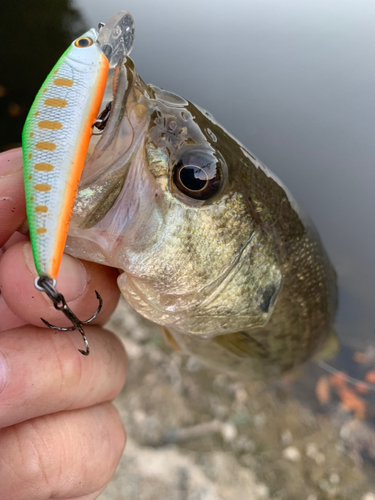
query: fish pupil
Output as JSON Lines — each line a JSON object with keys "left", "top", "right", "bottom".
{"left": 179, "top": 165, "right": 207, "bottom": 191}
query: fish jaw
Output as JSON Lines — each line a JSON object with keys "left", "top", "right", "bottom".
{"left": 117, "top": 229, "right": 283, "bottom": 337}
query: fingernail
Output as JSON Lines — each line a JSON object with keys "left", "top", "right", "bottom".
{"left": 0, "top": 149, "right": 23, "bottom": 177}
{"left": 0, "top": 350, "right": 9, "bottom": 395}
{"left": 23, "top": 243, "right": 88, "bottom": 303}
{"left": 57, "top": 253, "right": 88, "bottom": 301}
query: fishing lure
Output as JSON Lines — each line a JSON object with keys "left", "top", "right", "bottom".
{"left": 22, "top": 12, "right": 135, "bottom": 355}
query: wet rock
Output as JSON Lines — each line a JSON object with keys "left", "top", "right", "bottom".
{"left": 305, "top": 443, "right": 326, "bottom": 465}
{"left": 281, "top": 430, "right": 293, "bottom": 445}
{"left": 362, "top": 494, "right": 375, "bottom": 500}
{"left": 99, "top": 298, "right": 375, "bottom": 500}
{"left": 329, "top": 472, "right": 340, "bottom": 485}
{"left": 99, "top": 439, "right": 270, "bottom": 500}
{"left": 282, "top": 446, "right": 301, "bottom": 462}
{"left": 220, "top": 422, "right": 238, "bottom": 443}
{"left": 340, "top": 419, "right": 375, "bottom": 460}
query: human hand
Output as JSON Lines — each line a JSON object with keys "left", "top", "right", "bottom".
{"left": 0, "top": 148, "right": 127, "bottom": 500}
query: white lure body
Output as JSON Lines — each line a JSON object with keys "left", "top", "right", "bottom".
{"left": 23, "top": 28, "right": 109, "bottom": 279}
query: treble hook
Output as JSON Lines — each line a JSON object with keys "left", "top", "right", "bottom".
{"left": 92, "top": 100, "right": 112, "bottom": 135}
{"left": 35, "top": 276, "right": 103, "bottom": 356}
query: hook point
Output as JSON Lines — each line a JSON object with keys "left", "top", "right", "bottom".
{"left": 35, "top": 277, "right": 102, "bottom": 356}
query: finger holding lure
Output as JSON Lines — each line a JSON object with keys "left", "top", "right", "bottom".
{"left": 22, "top": 11, "right": 135, "bottom": 355}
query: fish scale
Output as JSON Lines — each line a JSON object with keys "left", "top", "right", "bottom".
{"left": 22, "top": 28, "right": 109, "bottom": 280}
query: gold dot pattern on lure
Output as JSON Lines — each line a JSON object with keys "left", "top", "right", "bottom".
{"left": 44, "top": 98, "right": 68, "bottom": 108}
{"left": 35, "top": 142, "right": 56, "bottom": 151}
{"left": 53, "top": 78, "right": 73, "bottom": 87}
{"left": 28, "top": 153, "right": 32, "bottom": 159}
{"left": 37, "top": 120, "right": 63, "bottom": 130}
{"left": 35, "top": 206, "right": 48, "bottom": 213}
{"left": 21, "top": 30, "right": 111, "bottom": 300}
{"left": 34, "top": 184, "right": 52, "bottom": 192}
{"left": 34, "top": 163, "right": 55, "bottom": 172}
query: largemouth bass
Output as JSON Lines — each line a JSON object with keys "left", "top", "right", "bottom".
{"left": 66, "top": 56, "right": 337, "bottom": 380}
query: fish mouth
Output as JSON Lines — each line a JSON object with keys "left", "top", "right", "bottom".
{"left": 66, "top": 57, "right": 155, "bottom": 267}
{"left": 67, "top": 56, "right": 153, "bottom": 246}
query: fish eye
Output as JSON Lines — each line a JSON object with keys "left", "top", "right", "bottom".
{"left": 172, "top": 149, "right": 224, "bottom": 201}
{"left": 74, "top": 37, "right": 94, "bottom": 48}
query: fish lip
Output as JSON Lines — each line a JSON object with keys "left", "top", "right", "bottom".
{"left": 71, "top": 57, "right": 143, "bottom": 230}
{"left": 82, "top": 56, "right": 135, "bottom": 180}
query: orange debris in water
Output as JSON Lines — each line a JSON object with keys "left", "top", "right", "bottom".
{"left": 353, "top": 352, "right": 370, "bottom": 364}
{"left": 364, "top": 370, "right": 375, "bottom": 384}
{"left": 354, "top": 382, "right": 370, "bottom": 395}
{"left": 315, "top": 376, "right": 331, "bottom": 405}
{"left": 337, "top": 386, "right": 366, "bottom": 420}
{"left": 329, "top": 372, "right": 347, "bottom": 388}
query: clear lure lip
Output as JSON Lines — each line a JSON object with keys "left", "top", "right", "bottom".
{"left": 97, "top": 11, "right": 135, "bottom": 68}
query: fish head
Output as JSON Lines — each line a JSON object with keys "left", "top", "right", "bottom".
{"left": 67, "top": 58, "right": 283, "bottom": 337}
